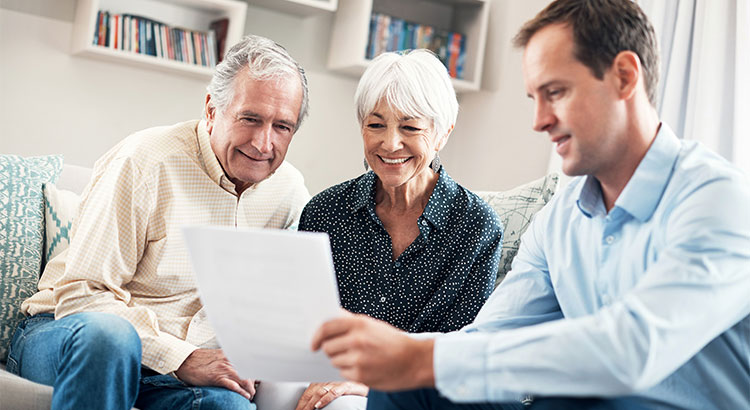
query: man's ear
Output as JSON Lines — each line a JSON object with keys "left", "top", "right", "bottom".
{"left": 612, "top": 51, "right": 641, "bottom": 101}
{"left": 204, "top": 94, "right": 215, "bottom": 134}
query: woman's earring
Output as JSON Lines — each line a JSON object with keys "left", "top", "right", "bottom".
{"left": 363, "top": 158, "right": 370, "bottom": 171}
{"left": 430, "top": 153, "right": 441, "bottom": 173}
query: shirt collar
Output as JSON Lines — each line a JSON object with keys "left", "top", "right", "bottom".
{"left": 576, "top": 123, "right": 682, "bottom": 221}
{"left": 616, "top": 123, "right": 681, "bottom": 221}
{"left": 349, "top": 171, "right": 377, "bottom": 212}
{"left": 422, "top": 167, "right": 458, "bottom": 231}
{"left": 197, "top": 120, "right": 227, "bottom": 187}
{"left": 348, "top": 167, "right": 458, "bottom": 231}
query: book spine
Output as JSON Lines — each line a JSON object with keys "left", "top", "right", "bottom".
{"left": 207, "top": 30, "right": 216, "bottom": 67}
{"left": 187, "top": 30, "right": 195, "bottom": 64}
{"left": 154, "top": 23, "right": 162, "bottom": 58}
{"left": 146, "top": 20, "right": 153, "bottom": 56}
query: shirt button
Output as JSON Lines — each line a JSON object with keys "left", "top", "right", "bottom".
{"left": 605, "top": 235, "right": 614, "bottom": 244}
{"left": 421, "top": 220, "right": 428, "bottom": 226}
{"left": 394, "top": 261, "right": 401, "bottom": 267}
{"left": 380, "top": 296, "right": 386, "bottom": 302}
{"left": 158, "top": 360, "right": 165, "bottom": 368}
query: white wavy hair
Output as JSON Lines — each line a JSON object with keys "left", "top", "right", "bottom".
{"left": 206, "top": 35, "right": 309, "bottom": 130}
{"left": 354, "top": 49, "right": 458, "bottom": 140}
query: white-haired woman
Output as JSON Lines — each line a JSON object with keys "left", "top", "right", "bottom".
{"left": 293, "top": 50, "right": 503, "bottom": 410}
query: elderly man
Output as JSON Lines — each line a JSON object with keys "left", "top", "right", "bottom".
{"left": 7, "top": 35, "right": 311, "bottom": 410}
{"left": 310, "top": 1, "right": 750, "bottom": 409}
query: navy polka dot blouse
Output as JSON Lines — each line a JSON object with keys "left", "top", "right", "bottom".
{"left": 299, "top": 167, "right": 503, "bottom": 333}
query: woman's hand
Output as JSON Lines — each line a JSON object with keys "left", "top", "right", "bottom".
{"left": 294, "top": 381, "right": 369, "bottom": 410}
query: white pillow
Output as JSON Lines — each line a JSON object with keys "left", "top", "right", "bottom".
{"left": 43, "top": 184, "right": 81, "bottom": 263}
{"left": 476, "top": 173, "right": 559, "bottom": 286}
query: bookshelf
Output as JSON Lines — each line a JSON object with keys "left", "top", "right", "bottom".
{"left": 248, "top": 0, "right": 338, "bottom": 16}
{"left": 71, "top": 0, "right": 247, "bottom": 79}
{"left": 327, "top": 0, "right": 489, "bottom": 93}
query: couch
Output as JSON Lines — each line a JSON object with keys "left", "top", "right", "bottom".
{"left": 0, "top": 155, "right": 558, "bottom": 410}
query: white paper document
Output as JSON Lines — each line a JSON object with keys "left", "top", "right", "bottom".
{"left": 182, "top": 226, "right": 344, "bottom": 382}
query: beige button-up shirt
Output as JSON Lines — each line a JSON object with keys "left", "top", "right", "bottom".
{"left": 23, "top": 120, "right": 310, "bottom": 374}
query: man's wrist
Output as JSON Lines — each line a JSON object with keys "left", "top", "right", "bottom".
{"left": 409, "top": 338, "right": 436, "bottom": 388}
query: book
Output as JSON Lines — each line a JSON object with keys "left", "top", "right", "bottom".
{"left": 209, "top": 18, "right": 229, "bottom": 63}
{"left": 92, "top": 9, "right": 220, "bottom": 68}
{"left": 364, "top": 12, "right": 467, "bottom": 78}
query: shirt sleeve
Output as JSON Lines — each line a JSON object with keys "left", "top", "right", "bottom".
{"left": 433, "top": 177, "right": 750, "bottom": 402}
{"left": 52, "top": 157, "right": 196, "bottom": 374}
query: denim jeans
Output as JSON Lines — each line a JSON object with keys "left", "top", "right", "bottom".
{"left": 8, "top": 313, "right": 256, "bottom": 410}
{"left": 367, "top": 389, "right": 651, "bottom": 410}
{"left": 7, "top": 312, "right": 141, "bottom": 410}
{"left": 367, "top": 389, "right": 526, "bottom": 410}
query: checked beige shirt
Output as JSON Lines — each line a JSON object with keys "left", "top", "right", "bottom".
{"left": 23, "top": 119, "right": 310, "bottom": 374}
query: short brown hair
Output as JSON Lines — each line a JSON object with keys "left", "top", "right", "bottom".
{"left": 514, "top": 0, "right": 659, "bottom": 106}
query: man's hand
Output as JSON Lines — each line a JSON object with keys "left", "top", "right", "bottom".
{"left": 175, "top": 349, "right": 257, "bottom": 399}
{"left": 294, "top": 381, "right": 368, "bottom": 410}
{"left": 311, "top": 314, "right": 435, "bottom": 391}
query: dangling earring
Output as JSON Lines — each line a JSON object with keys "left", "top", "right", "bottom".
{"left": 430, "top": 152, "right": 441, "bottom": 173}
{"left": 363, "top": 158, "right": 370, "bottom": 171}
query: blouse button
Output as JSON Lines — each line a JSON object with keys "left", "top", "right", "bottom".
{"left": 421, "top": 220, "right": 428, "bottom": 226}
{"left": 380, "top": 296, "right": 387, "bottom": 303}
{"left": 394, "top": 261, "right": 401, "bottom": 267}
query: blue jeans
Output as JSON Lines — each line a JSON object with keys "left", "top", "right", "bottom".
{"left": 367, "top": 389, "right": 651, "bottom": 410}
{"left": 8, "top": 313, "right": 255, "bottom": 410}
{"left": 367, "top": 389, "right": 526, "bottom": 410}
{"left": 136, "top": 368, "right": 255, "bottom": 410}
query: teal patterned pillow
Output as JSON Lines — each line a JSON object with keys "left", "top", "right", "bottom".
{"left": 43, "top": 184, "right": 80, "bottom": 263}
{"left": 0, "top": 155, "right": 63, "bottom": 362}
{"left": 476, "top": 173, "right": 559, "bottom": 287}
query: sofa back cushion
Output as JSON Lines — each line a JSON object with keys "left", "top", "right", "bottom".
{"left": 0, "top": 155, "right": 63, "bottom": 361}
{"left": 476, "top": 173, "right": 559, "bottom": 286}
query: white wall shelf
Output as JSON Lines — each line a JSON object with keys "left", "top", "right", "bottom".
{"left": 71, "top": 0, "right": 247, "bottom": 79}
{"left": 327, "top": 0, "right": 489, "bottom": 93}
{"left": 246, "top": 0, "right": 337, "bottom": 16}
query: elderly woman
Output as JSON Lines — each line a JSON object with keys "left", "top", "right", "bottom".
{"left": 284, "top": 49, "right": 504, "bottom": 410}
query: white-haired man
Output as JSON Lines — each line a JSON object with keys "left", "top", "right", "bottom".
{"left": 8, "top": 35, "right": 311, "bottom": 410}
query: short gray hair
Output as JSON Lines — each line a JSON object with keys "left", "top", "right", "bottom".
{"left": 207, "top": 35, "right": 309, "bottom": 129}
{"left": 354, "top": 49, "right": 458, "bottom": 139}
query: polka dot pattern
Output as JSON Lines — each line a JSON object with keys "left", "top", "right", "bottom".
{"left": 299, "top": 168, "right": 503, "bottom": 333}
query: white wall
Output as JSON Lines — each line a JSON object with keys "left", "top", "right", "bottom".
{"left": 0, "top": 0, "right": 551, "bottom": 194}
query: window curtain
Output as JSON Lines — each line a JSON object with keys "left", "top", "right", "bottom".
{"left": 640, "top": 0, "right": 749, "bottom": 175}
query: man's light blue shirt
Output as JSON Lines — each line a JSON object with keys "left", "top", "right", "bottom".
{"left": 434, "top": 124, "right": 750, "bottom": 409}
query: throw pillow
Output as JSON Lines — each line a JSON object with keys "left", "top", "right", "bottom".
{"left": 43, "top": 184, "right": 81, "bottom": 263}
{"left": 0, "top": 155, "right": 63, "bottom": 362}
{"left": 476, "top": 173, "right": 559, "bottom": 286}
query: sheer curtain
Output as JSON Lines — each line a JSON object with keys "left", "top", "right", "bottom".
{"left": 548, "top": 0, "right": 750, "bottom": 179}
{"left": 641, "top": 0, "right": 749, "bottom": 175}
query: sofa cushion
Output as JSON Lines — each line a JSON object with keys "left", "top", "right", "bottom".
{"left": 0, "top": 155, "right": 63, "bottom": 362}
{"left": 476, "top": 173, "right": 559, "bottom": 286}
{"left": 43, "top": 184, "right": 81, "bottom": 263}
{"left": 0, "top": 367, "right": 53, "bottom": 410}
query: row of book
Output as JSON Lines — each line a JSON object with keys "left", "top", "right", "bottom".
{"left": 366, "top": 13, "right": 467, "bottom": 80}
{"left": 92, "top": 11, "right": 229, "bottom": 68}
